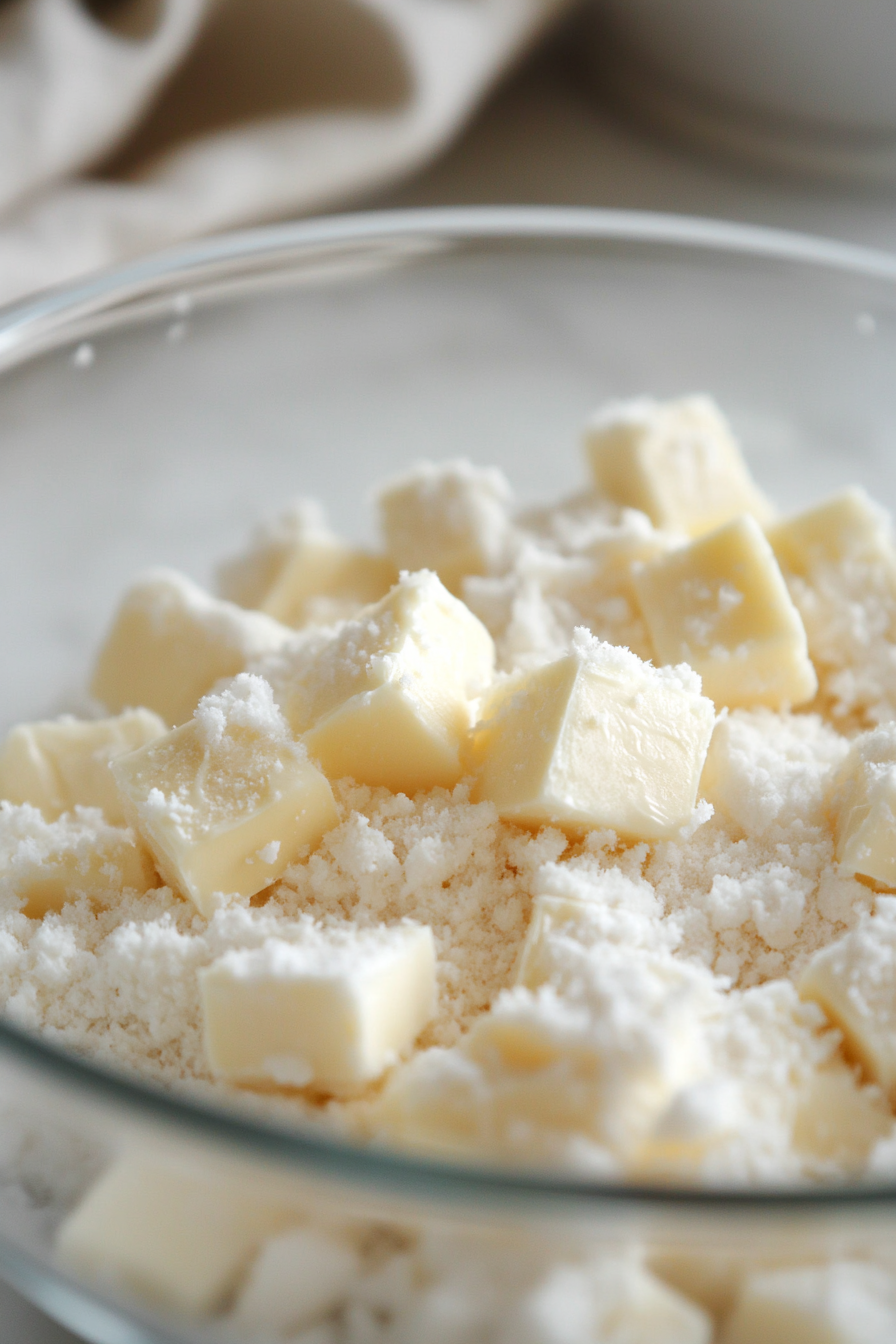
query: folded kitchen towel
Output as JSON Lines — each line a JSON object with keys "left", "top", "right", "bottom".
{"left": 0, "top": 0, "right": 570, "bottom": 304}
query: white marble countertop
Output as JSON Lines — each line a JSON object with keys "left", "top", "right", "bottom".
{"left": 6, "top": 32, "right": 896, "bottom": 1344}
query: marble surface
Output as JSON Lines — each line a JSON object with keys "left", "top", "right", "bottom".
{"left": 5, "top": 31, "right": 896, "bottom": 1344}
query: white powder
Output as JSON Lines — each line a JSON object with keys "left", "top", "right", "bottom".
{"left": 7, "top": 399, "right": 896, "bottom": 1340}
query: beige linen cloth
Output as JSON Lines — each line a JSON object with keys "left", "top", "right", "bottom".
{"left": 0, "top": 0, "right": 570, "bottom": 304}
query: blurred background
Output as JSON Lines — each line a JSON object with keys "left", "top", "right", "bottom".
{"left": 1, "top": 0, "right": 896, "bottom": 307}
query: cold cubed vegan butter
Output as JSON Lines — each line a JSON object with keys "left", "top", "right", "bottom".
{"left": 91, "top": 568, "right": 290, "bottom": 727}
{"left": 584, "top": 395, "right": 773, "bottom": 537}
{"left": 270, "top": 569, "right": 495, "bottom": 793}
{"left": 0, "top": 803, "right": 156, "bottom": 917}
{"left": 0, "top": 709, "right": 166, "bottom": 825}
{"left": 633, "top": 514, "right": 817, "bottom": 710}
{"left": 200, "top": 921, "right": 436, "bottom": 1092}
{"left": 57, "top": 1156, "right": 300, "bottom": 1316}
{"left": 799, "top": 900, "right": 896, "bottom": 1099}
{"left": 829, "top": 725, "right": 896, "bottom": 887}
{"left": 112, "top": 674, "right": 337, "bottom": 915}
{"left": 378, "top": 459, "right": 514, "bottom": 595}
{"left": 767, "top": 486, "right": 896, "bottom": 578}
{"left": 218, "top": 498, "right": 397, "bottom": 627}
{"left": 470, "top": 628, "right": 715, "bottom": 839}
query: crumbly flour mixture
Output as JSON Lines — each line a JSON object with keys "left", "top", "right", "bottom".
{"left": 3, "top": 394, "right": 896, "bottom": 1341}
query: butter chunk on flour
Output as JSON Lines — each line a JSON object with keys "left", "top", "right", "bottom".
{"left": 829, "top": 726, "right": 896, "bottom": 888}
{"left": 799, "top": 900, "right": 896, "bottom": 1099}
{"left": 377, "top": 459, "right": 514, "bottom": 595}
{"left": 471, "top": 629, "right": 715, "bottom": 839}
{"left": 112, "top": 674, "right": 337, "bottom": 916}
{"left": 217, "top": 498, "right": 397, "bottom": 628}
{"left": 634, "top": 515, "right": 817, "bottom": 710}
{"left": 91, "top": 569, "right": 290, "bottom": 727}
{"left": 0, "top": 709, "right": 166, "bottom": 825}
{"left": 201, "top": 922, "right": 436, "bottom": 1092}
{"left": 584, "top": 395, "right": 772, "bottom": 538}
{"left": 57, "top": 1156, "right": 300, "bottom": 1317}
{"left": 266, "top": 569, "right": 495, "bottom": 794}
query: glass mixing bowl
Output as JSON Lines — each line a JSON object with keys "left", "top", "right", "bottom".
{"left": 1, "top": 208, "right": 896, "bottom": 1344}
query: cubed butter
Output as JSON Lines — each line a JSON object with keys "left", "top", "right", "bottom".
{"left": 0, "top": 803, "right": 156, "bottom": 917}
{"left": 510, "top": 1259, "right": 712, "bottom": 1344}
{"left": 90, "top": 568, "right": 290, "bottom": 726}
{"left": 200, "top": 921, "right": 436, "bottom": 1092}
{"left": 633, "top": 514, "right": 817, "bottom": 709}
{"left": 829, "top": 727, "right": 896, "bottom": 887}
{"left": 277, "top": 569, "right": 495, "bottom": 793}
{"left": 799, "top": 902, "right": 896, "bottom": 1098}
{"left": 767, "top": 486, "right": 896, "bottom": 578}
{"left": 378, "top": 460, "right": 514, "bottom": 594}
{"left": 234, "top": 1226, "right": 360, "bottom": 1334}
{"left": 218, "top": 498, "right": 396, "bottom": 627}
{"left": 56, "top": 1155, "right": 300, "bottom": 1316}
{"left": 584, "top": 395, "right": 773, "bottom": 537}
{"left": 723, "top": 1262, "right": 896, "bottom": 1344}
{"left": 470, "top": 629, "right": 715, "bottom": 839}
{"left": 379, "top": 947, "right": 715, "bottom": 1160}
{"left": 112, "top": 674, "right": 337, "bottom": 916}
{"left": 0, "top": 709, "right": 166, "bottom": 824}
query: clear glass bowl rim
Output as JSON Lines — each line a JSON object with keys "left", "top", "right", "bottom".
{"left": 3, "top": 204, "right": 896, "bottom": 1220}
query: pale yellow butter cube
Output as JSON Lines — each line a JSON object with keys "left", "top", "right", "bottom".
{"left": 723, "top": 1263, "right": 896, "bottom": 1344}
{"left": 269, "top": 570, "right": 495, "bottom": 793}
{"left": 234, "top": 1227, "right": 360, "bottom": 1335}
{"left": 378, "top": 460, "right": 514, "bottom": 594}
{"left": 634, "top": 514, "right": 817, "bottom": 709}
{"left": 91, "top": 568, "right": 290, "bottom": 726}
{"left": 585, "top": 395, "right": 773, "bottom": 537}
{"left": 767, "top": 486, "right": 896, "bottom": 578}
{"left": 766, "top": 488, "right": 896, "bottom": 726}
{"left": 830, "top": 727, "right": 896, "bottom": 887}
{"left": 471, "top": 629, "right": 715, "bottom": 840}
{"left": 799, "top": 901, "right": 896, "bottom": 1097}
{"left": 0, "top": 802, "right": 156, "bottom": 917}
{"left": 201, "top": 921, "right": 436, "bottom": 1092}
{"left": 218, "top": 498, "right": 396, "bottom": 627}
{"left": 0, "top": 709, "right": 166, "bottom": 824}
{"left": 112, "top": 675, "right": 337, "bottom": 916}
{"left": 57, "top": 1156, "right": 299, "bottom": 1316}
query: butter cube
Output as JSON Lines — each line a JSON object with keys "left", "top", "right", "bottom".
{"left": 218, "top": 499, "right": 396, "bottom": 627}
{"left": 463, "top": 519, "right": 670, "bottom": 671}
{"left": 0, "top": 709, "right": 166, "bottom": 824}
{"left": 112, "top": 674, "right": 337, "bottom": 916}
{"left": 799, "top": 902, "right": 896, "bottom": 1097}
{"left": 471, "top": 629, "right": 714, "bottom": 839}
{"left": 767, "top": 486, "right": 896, "bottom": 578}
{"left": 270, "top": 570, "right": 495, "bottom": 793}
{"left": 766, "top": 489, "right": 896, "bottom": 726}
{"left": 57, "top": 1156, "right": 299, "bottom": 1316}
{"left": 379, "top": 944, "right": 716, "bottom": 1161}
{"left": 200, "top": 921, "right": 436, "bottom": 1092}
{"left": 91, "top": 568, "right": 290, "bottom": 726}
{"left": 633, "top": 515, "right": 817, "bottom": 709}
{"left": 584, "top": 396, "right": 773, "bottom": 537}
{"left": 723, "top": 1263, "right": 896, "bottom": 1344}
{"left": 378, "top": 460, "right": 514, "bottom": 594}
{"left": 0, "top": 803, "right": 157, "bottom": 917}
{"left": 829, "top": 727, "right": 896, "bottom": 887}
{"left": 234, "top": 1227, "right": 360, "bottom": 1334}
{"left": 510, "top": 1259, "right": 712, "bottom": 1344}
